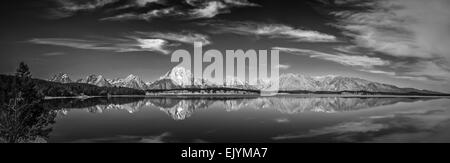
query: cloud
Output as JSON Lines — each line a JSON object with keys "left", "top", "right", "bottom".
{"left": 29, "top": 37, "right": 172, "bottom": 54}
{"left": 136, "top": 31, "right": 211, "bottom": 45}
{"left": 276, "top": 64, "right": 291, "bottom": 70}
{"left": 188, "top": 0, "right": 259, "bottom": 18}
{"left": 313, "top": 0, "right": 450, "bottom": 86}
{"left": 49, "top": 0, "right": 119, "bottom": 18}
{"left": 135, "top": 0, "right": 163, "bottom": 7}
{"left": 203, "top": 21, "right": 337, "bottom": 42}
{"left": 360, "top": 63, "right": 445, "bottom": 84}
{"left": 101, "top": 7, "right": 183, "bottom": 21}
{"left": 330, "top": 0, "right": 450, "bottom": 62}
{"left": 61, "top": 0, "right": 119, "bottom": 11}
{"left": 333, "top": 45, "right": 362, "bottom": 55}
{"left": 135, "top": 38, "right": 171, "bottom": 54}
{"left": 394, "top": 76, "right": 431, "bottom": 83}
{"left": 43, "top": 0, "right": 121, "bottom": 19}
{"left": 190, "top": 1, "right": 228, "bottom": 18}
{"left": 29, "top": 38, "right": 119, "bottom": 51}
{"left": 101, "top": 0, "right": 260, "bottom": 21}
{"left": 274, "top": 47, "right": 390, "bottom": 68}
{"left": 42, "top": 52, "right": 66, "bottom": 56}
{"left": 394, "top": 61, "right": 450, "bottom": 82}
{"left": 222, "top": 0, "right": 260, "bottom": 7}
{"left": 359, "top": 69, "right": 396, "bottom": 76}
{"left": 29, "top": 32, "right": 212, "bottom": 55}
{"left": 187, "top": 0, "right": 259, "bottom": 7}
{"left": 275, "top": 45, "right": 449, "bottom": 85}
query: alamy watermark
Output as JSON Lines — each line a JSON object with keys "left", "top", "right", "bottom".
{"left": 171, "top": 42, "right": 280, "bottom": 96}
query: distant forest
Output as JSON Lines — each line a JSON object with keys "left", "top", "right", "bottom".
{"left": 0, "top": 74, "right": 145, "bottom": 103}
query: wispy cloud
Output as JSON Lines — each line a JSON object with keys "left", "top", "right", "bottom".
{"left": 135, "top": 0, "right": 163, "bottom": 7}
{"left": 203, "top": 21, "right": 337, "bottom": 42}
{"left": 393, "top": 61, "right": 450, "bottom": 82}
{"left": 49, "top": 0, "right": 120, "bottom": 18}
{"left": 222, "top": 0, "right": 260, "bottom": 7}
{"left": 359, "top": 69, "right": 396, "bottom": 76}
{"left": 190, "top": 1, "right": 228, "bottom": 18}
{"left": 276, "top": 64, "right": 291, "bottom": 70}
{"left": 108, "top": 0, "right": 165, "bottom": 11}
{"left": 101, "top": 7, "right": 183, "bottom": 21}
{"left": 305, "top": 0, "right": 450, "bottom": 87}
{"left": 59, "top": 0, "right": 119, "bottom": 11}
{"left": 28, "top": 31, "right": 210, "bottom": 54}
{"left": 331, "top": 0, "right": 450, "bottom": 60}
{"left": 275, "top": 46, "right": 450, "bottom": 84}
{"left": 359, "top": 61, "right": 450, "bottom": 84}
{"left": 42, "top": 52, "right": 66, "bottom": 56}
{"left": 101, "top": 0, "right": 260, "bottom": 21}
{"left": 187, "top": 0, "right": 259, "bottom": 7}
{"left": 30, "top": 38, "right": 120, "bottom": 51}
{"left": 188, "top": 0, "right": 259, "bottom": 18}
{"left": 29, "top": 37, "right": 172, "bottom": 54}
{"left": 134, "top": 38, "right": 171, "bottom": 54}
{"left": 136, "top": 31, "right": 212, "bottom": 45}
{"left": 274, "top": 47, "right": 390, "bottom": 68}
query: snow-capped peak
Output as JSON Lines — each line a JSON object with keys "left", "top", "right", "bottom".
{"left": 152, "top": 66, "right": 256, "bottom": 89}
{"left": 111, "top": 74, "right": 148, "bottom": 90}
{"left": 49, "top": 73, "right": 72, "bottom": 83}
{"left": 161, "top": 66, "right": 194, "bottom": 86}
{"left": 125, "top": 74, "right": 139, "bottom": 81}
{"left": 78, "top": 74, "right": 112, "bottom": 87}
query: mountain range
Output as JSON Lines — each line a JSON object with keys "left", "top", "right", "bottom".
{"left": 50, "top": 73, "right": 150, "bottom": 90}
{"left": 48, "top": 66, "right": 440, "bottom": 94}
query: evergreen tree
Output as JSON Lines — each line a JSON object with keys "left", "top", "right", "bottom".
{"left": 13, "top": 62, "right": 41, "bottom": 103}
{"left": 0, "top": 62, "right": 56, "bottom": 143}
{"left": 15, "top": 62, "right": 31, "bottom": 78}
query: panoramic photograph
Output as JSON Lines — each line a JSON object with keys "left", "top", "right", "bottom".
{"left": 2, "top": 0, "right": 450, "bottom": 148}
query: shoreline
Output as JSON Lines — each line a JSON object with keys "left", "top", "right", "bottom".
{"left": 44, "top": 94, "right": 450, "bottom": 99}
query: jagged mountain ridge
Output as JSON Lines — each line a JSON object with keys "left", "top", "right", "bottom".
{"left": 278, "top": 73, "right": 438, "bottom": 94}
{"left": 49, "top": 73, "right": 149, "bottom": 90}
{"left": 49, "top": 66, "right": 440, "bottom": 94}
{"left": 109, "top": 74, "right": 149, "bottom": 90}
{"left": 49, "top": 73, "right": 72, "bottom": 83}
{"left": 148, "top": 66, "right": 255, "bottom": 90}
{"left": 149, "top": 66, "right": 437, "bottom": 94}
{"left": 80, "top": 74, "right": 112, "bottom": 87}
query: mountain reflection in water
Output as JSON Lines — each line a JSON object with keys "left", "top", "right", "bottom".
{"left": 44, "top": 97, "right": 433, "bottom": 120}
{"left": 4, "top": 96, "right": 450, "bottom": 143}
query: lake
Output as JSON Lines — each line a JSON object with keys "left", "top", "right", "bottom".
{"left": 17, "top": 96, "right": 450, "bottom": 143}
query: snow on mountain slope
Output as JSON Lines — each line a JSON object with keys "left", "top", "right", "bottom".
{"left": 79, "top": 74, "right": 112, "bottom": 87}
{"left": 48, "top": 67, "right": 439, "bottom": 94}
{"left": 49, "top": 73, "right": 72, "bottom": 83}
{"left": 111, "top": 74, "right": 148, "bottom": 90}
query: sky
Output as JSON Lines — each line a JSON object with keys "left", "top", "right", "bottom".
{"left": 0, "top": 0, "right": 449, "bottom": 92}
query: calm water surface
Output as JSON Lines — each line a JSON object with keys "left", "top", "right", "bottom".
{"left": 39, "top": 96, "right": 450, "bottom": 143}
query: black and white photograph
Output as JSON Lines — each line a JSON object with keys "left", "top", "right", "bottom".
{"left": 1, "top": 0, "right": 450, "bottom": 153}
